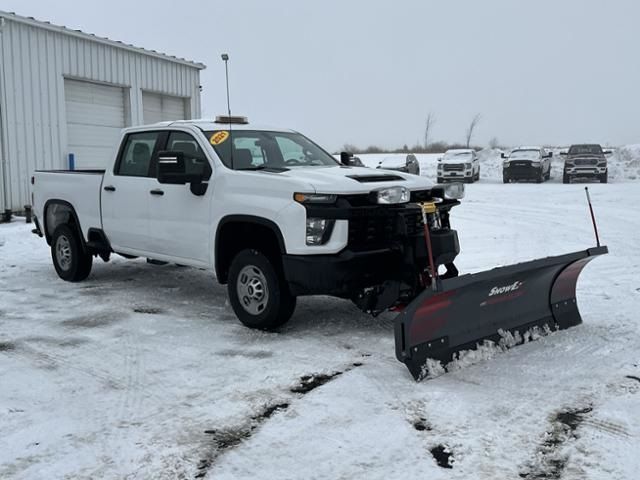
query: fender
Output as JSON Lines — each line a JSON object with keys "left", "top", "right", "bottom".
{"left": 214, "top": 215, "right": 287, "bottom": 281}
{"left": 42, "top": 199, "right": 86, "bottom": 250}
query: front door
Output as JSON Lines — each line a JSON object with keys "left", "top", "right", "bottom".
{"left": 146, "top": 130, "right": 213, "bottom": 266}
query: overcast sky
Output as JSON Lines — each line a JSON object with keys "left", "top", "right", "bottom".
{"left": 3, "top": 0, "right": 639, "bottom": 150}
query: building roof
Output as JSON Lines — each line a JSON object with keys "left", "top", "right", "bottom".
{"left": 0, "top": 10, "right": 206, "bottom": 70}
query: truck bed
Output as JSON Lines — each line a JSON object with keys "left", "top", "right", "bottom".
{"left": 32, "top": 170, "right": 105, "bottom": 241}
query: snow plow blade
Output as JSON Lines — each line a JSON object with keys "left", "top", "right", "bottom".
{"left": 394, "top": 246, "right": 608, "bottom": 380}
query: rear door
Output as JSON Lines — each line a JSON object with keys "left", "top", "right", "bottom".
{"left": 146, "top": 130, "right": 213, "bottom": 265}
{"left": 101, "top": 131, "right": 165, "bottom": 253}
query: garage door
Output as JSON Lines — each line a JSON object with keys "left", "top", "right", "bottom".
{"left": 142, "top": 92, "right": 187, "bottom": 124}
{"left": 64, "top": 79, "right": 127, "bottom": 169}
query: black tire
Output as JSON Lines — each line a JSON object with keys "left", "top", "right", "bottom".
{"left": 536, "top": 171, "right": 543, "bottom": 183}
{"left": 503, "top": 175, "right": 509, "bottom": 184}
{"left": 228, "top": 249, "right": 296, "bottom": 330}
{"left": 563, "top": 173, "right": 570, "bottom": 184}
{"left": 600, "top": 172, "right": 608, "bottom": 183}
{"left": 474, "top": 168, "right": 480, "bottom": 181}
{"left": 51, "top": 224, "right": 93, "bottom": 282}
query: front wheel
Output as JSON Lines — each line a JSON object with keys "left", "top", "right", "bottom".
{"left": 600, "top": 172, "right": 608, "bottom": 183}
{"left": 563, "top": 173, "right": 570, "bottom": 184}
{"left": 51, "top": 224, "right": 93, "bottom": 282}
{"left": 503, "top": 175, "right": 509, "bottom": 184}
{"left": 228, "top": 249, "right": 296, "bottom": 330}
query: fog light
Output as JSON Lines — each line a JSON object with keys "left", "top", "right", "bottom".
{"left": 306, "top": 218, "right": 335, "bottom": 245}
{"left": 376, "top": 186, "right": 409, "bottom": 204}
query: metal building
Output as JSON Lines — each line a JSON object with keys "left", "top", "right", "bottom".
{"left": 0, "top": 11, "right": 205, "bottom": 213}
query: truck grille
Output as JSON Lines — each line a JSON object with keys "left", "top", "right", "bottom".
{"left": 443, "top": 164, "right": 465, "bottom": 172}
{"left": 348, "top": 208, "right": 423, "bottom": 251}
{"left": 574, "top": 158, "right": 598, "bottom": 166}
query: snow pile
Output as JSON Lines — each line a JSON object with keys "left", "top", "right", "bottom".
{"left": 609, "top": 144, "right": 640, "bottom": 181}
{"left": 421, "top": 325, "right": 554, "bottom": 380}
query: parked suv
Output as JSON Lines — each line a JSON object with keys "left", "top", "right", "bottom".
{"left": 561, "top": 144, "right": 609, "bottom": 183}
{"left": 502, "top": 146, "right": 552, "bottom": 183}
{"left": 437, "top": 149, "right": 480, "bottom": 183}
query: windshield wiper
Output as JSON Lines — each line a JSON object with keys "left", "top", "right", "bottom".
{"left": 237, "top": 165, "right": 289, "bottom": 172}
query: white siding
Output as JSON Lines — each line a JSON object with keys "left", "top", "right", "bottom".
{"left": 0, "top": 13, "right": 204, "bottom": 211}
{"left": 65, "top": 79, "right": 126, "bottom": 169}
{"left": 142, "top": 91, "right": 187, "bottom": 124}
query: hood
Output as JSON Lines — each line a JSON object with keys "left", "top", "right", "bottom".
{"left": 275, "top": 165, "right": 432, "bottom": 194}
{"left": 377, "top": 157, "right": 407, "bottom": 169}
{"left": 440, "top": 156, "right": 472, "bottom": 164}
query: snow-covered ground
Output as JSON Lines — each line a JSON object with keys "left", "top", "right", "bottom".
{"left": 1, "top": 183, "right": 639, "bottom": 479}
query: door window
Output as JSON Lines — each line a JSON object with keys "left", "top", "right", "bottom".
{"left": 167, "top": 131, "right": 212, "bottom": 179}
{"left": 117, "top": 132, "right": 161, "bottom": 177}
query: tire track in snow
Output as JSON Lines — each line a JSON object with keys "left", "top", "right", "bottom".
{"left": 193, "top": 360, "right": 364, "bottom": 479}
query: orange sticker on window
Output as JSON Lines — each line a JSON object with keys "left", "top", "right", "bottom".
{"left": 210, "top": 131, "right": 230, "bottom": 145}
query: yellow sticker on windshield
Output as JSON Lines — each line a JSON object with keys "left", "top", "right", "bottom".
{"left": 210, "top": 131, "right": 229, "bottom": 145}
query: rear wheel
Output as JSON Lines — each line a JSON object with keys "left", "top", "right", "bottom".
{"left": 228, "top": 249, "right": 296, "bottom": 330}
{"left": 51, "top": 224, "right": 93, "bottom": 282}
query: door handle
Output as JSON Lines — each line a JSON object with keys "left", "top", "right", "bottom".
{"left": 150, "top": 189, "right": 164, "bottom": 196}
{"left": 103, "top": 185, "right": 116, "bottom": 192}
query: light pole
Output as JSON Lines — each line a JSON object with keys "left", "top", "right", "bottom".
{"left": 221, "top": 53, "right": 231, "bottom": 117}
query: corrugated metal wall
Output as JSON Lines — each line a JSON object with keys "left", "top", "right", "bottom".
{"left": 0, "top": 15, "right": 203, "bottom": 212}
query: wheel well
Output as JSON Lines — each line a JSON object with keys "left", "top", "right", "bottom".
{"left": 43, "top": 200, "right": 84, "bottom": 249}
{"left": 215, "top": 219, "right": 285, "bottom": 284}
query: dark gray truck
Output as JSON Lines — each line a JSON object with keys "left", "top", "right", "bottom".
{"left": 561, "top": 144, "right": 610, "bottom": 184}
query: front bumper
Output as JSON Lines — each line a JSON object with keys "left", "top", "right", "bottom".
{"left": 282, "top": 229, "right": 460, "bottom": 296}
{"left": 438, "top": 169, "right": 472, "bottom": 180}
{"left": 565, "top": 166, "right": 606, "bottom": 177}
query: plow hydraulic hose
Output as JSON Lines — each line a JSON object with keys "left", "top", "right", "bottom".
{"left": 421, "top": 208, "right": 439, "bottom": 291}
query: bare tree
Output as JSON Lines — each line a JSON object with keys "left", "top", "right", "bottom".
{"left": 488, "top": 137, "right": 500, "bottom": 149}
{"left": 424, "top": 112, "right": 436, "bottom": 149}
{"left": 465, "top": 113, "right": 482, "bottom": 148}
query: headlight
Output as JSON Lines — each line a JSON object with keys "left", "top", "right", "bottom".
{"left": 375, "top": 186, "right": 410, "bottom": 204}
{"left": 465, "top": 163, "right": 472, "bottom": 169}
{"left": 306, "top": 218, "right": 335, "bottom": 245}
{"left": 431, "top": 183, "right": 465, "bottom": 200}
{"left": 503, "top": 160, "right": 510, "bottom": 167}
{"left": 294, "top": 193, "right": 337, "bottom": 204}
{"left": 531, "top": 161, "right": 541, "bottom": 167}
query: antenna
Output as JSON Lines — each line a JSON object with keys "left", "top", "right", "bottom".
{"left": 221, "top": 53, "right": 231, "bottom": 117}
{"left": 221, "top": 53, "right": 234, "bottom": 169}
{"left": 584, "top": 187, "right": 600, "bottom": 247}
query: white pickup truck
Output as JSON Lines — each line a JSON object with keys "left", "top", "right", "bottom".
{"left": 32, "top": 117, "right": 463, "bottom": 330}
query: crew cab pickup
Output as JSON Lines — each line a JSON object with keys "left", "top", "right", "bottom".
{"left": 437, "top": 149, "right": 480, "bottom": 183}
{"left": 561, "top": 144, "right": 610, "bottom": 183}
{"left": 32, "top": 117, "right": 463, "bottom": 330}
{"left": 501, "top": 146, "right": 552, "bottom": 183}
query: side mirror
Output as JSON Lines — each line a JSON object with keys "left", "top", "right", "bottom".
{"left": 603, "top": 150, "right": 613, "bottom": 155}
{"left": 157, "top": 151, "right": 188, "bottom": 184}
{"left": 501, "top": 153, "right": 507, "bottom": 159}
{"left": 547, "top": 152, "right": 553, "bottom": 158}
{"left": 340, "top": 151, "right": 353, "bottom": 166}
{"left": 437, "top": 157, "right": 442, "bottom": 162}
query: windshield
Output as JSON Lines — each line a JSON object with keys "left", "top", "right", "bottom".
{"left": 568, "top": 145, "right": 603, "bottom": 155}
{"left": 206, "top": 130, "right": 339, "bottom": 170}
{"left": 509, "top": 149, "right": 539, "bottom": 160}
{"left": 443, "top": 152, "right": 472, "bottom": 161}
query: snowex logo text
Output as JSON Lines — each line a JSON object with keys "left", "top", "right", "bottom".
{"left": 488, "top": 281, "right": 523, "bottom": 297}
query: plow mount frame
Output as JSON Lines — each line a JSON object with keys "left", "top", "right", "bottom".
{"left": 394, "top": 246, "right": 608, "bottom": 380}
